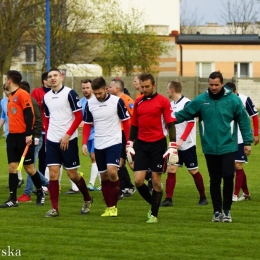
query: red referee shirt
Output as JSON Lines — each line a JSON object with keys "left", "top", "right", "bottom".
{"left": 131, "top": 93, "right": 176, "bottom": 142}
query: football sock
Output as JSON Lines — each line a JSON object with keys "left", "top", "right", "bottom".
{"left": 110, "top": 179, "right": 120, "bottom": 206}
{"left": 137, "top": 184, "right": 152, "bottom": 204}
{"left": 166, "top": 172, "right": 176, "bottom": 199}
{"left": 9, "top": 173, "right": 18, "bottom": 201}
{"left": 117, "top": 167, "right": 124, "bottom": 191}
{"left": 89, "top": 163, "right": 99, "bottom": 186}
{"left": 76, "top": 177, "right": 91, "bottom": 201}
{"left": 58, "top": 165, "right": 63, "bottom": 185}
{"left": 234, "top": 169, "right": 244, "bottom": 196}
{"left": 101, "top": 180, "right": 111, "bottom": 207}
{"left": 70, "top": 179, "right": 79, "bottom": 191}
{"left": 49, "top": 180, "right": 59, "bottom": 211}
{"left": 31, "top": 171, "right": 43, "bottom": 190}
{"left": 121, "top": 164, "right": 134, "bottom": 188}
{"left": 151, "top": 190, "right": 163, "bottom": 217}
{"left": 192, "top": 171, "right": 206, "bottom": 197}
{"left": 241, "top": 170, "right": 249, "bottom": 195}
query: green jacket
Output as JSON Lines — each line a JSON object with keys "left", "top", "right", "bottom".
{"left": 175, "top": 86, "right": 253, "bottom": 155}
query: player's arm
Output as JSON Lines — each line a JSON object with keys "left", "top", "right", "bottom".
{"left": 43, "top": 98, "right": 50, "bottom": 140}
{"left": 23, "top": 106, "right": 34, "bottom": 145}
{"left": 118, "top": 98, "right": 131, "bottom": 140}
{"left": 252, "top": 115, "right": 259, "bottom": 145}
{"left": 177, "top": 121, "right": 195, "bottom": 148}
{"left": 32, "top": 98, "right": 42, "bottom": 145}
{"left": 82, "top": 103, "right": 93, "bottom": 155}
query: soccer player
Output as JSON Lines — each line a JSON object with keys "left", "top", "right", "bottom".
{"left": 126, "top": 73, "right": 178, "bottom": 224}
{"left": 161, "top": 80, "right": 208, "bottom": 207}
{"left": 0, "top": 70, "right": 45, "bottom": 208}
{"left": 43, "top": 69, "right": 92, "bottom": 217}
{"left": 79, "top": 79, "right": 101, "bottom": 192}
{"left": 17, "top": 81, "right": 49, "bottom": 203}
{"left": 225, "top": 82, "right": 259, "bottom": 202}
{"left": 82, "top": 77, "right": 130, "bottom": 217}
{"left": 108, "top": 78, "right": 136, "bottom": 197}
{"left": 31, "top": 72, "right": 51, "bottom": 176}
{"left": 175, "top": 71, "right": 253, "bottom": 222}
{"left": 133, "top": 74, "right": 143, "bottom": 100}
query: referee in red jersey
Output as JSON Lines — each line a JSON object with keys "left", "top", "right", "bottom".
{"left": 126, "top": 73, "right": 178, "bottom": 223}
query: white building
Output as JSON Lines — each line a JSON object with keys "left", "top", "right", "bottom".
{"left": 118, "top": 0, "right": 180, "bottom": 34}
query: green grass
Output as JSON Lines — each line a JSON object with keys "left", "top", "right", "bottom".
{"left": 0, "top": 135, "right": 259, "bottom": 259}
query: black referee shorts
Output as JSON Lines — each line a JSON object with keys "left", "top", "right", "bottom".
{"left": 134, "top": 137, "right": 167, "bottom": 173}
{"left": 6, "top": 133, "right": 34, "bottom": 165}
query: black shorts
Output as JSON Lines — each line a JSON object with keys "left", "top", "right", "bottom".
{"left": 176, "top": 145, "right": 198, "bottom": 170}
{"left": 134, "top": 138, "right": 167, "bottom": 173}
{"left": 6, "top": 133, "right": 35, "bottom": 165}
{"left": 121, "top": 130, "right": 126, "bottom": 160}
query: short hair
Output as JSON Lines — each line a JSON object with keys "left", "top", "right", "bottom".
{"left": 41, "top": 72, "right": 48, "bottom": 84}
{"left": 92, "top": 77, "right": 106, "bottom": 90}
{"left": 140, "top": 73, "right": 155, "bottom": 85}
{"left": 168, "top": 80, "right": 182, "bottom": 93}
{"left": 48, "top": 68, "right": 61, "bottom": 76}
{"left": 19, "top": 81, "right": 31, "bottom": 93}
{"left": 111, "top": 78, "right": 124, "bottom": 92}
{"left": 6, "top": 70, "right": 22, "bottom": 85}
{"left": 208, "top": 71, "right": 223, "bottom": 83}
{"left": 225, "top": 82, "right": 236, "bottom": 93}
{"left": 81, "top": 78, "right": 92, "bottom": 84}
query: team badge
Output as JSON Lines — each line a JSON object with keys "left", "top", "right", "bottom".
{"left": 11, "top": 107, "right": 17, "bottom": 114}
{"left": 13, "top": 96, "right": 18, "bottom": 102}
{"left": 129, "top": 103, "right": 134, "bottom": 109}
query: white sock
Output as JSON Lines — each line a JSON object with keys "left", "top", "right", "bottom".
{"left": 89, "top": 163, "right": 99, "bottom": 186}
{"left": 70, "top": 179, "right": 79, "bottom": 191}
{"left": 45, "top": 167, "right": 49, "bottom": 181}
{"left": 17, "top": 170, "right": 22, "bottom": 180}
{"left": 58, "top": 165, "right": 63, "bottom": 185}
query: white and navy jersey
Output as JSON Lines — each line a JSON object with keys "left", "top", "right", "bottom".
{"left": 171, "top": 96, "right": 196, "bottom": 151}
{"left": 83, "top": 93, "right": 130, "bottom": 149}
{"left": 43, "top": 86, "right": 82, "bottom": 142}
{"left": 237, "top": 93, "right": 258, "bottom": 144}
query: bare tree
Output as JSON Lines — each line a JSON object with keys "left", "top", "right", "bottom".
{"left": 28, "top": 0, "right": 117, "bottom": 71}
{"left": 0, "top": 0, "right": 45, "bottom": 84}
{"left": 220, "top": 0, "right": 259, "bottom": 34}
{"left": 180, "top": 0, "right": 203, "bottom": 34}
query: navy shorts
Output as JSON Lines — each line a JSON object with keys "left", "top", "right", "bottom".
{"left": 87, "top": 139, "right": 95, "bottom": 153}
{"left": 235, "top": 143, "right": 248, "bottom": 163}
{"left": 46, "top": 137, "right": 80, "bottom": 169}
{"left": 134, "top": 138, "right": 167, "bottom": 173}
{"left": 6, "top": 133, "right": 35, "bottom": 165}
{"left": 175, "top": 145, "right": 198, "bottom": 170}
{"left": 94, "top": 143, "right": 122, "bottom": 173}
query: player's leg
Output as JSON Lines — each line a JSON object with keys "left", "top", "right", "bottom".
{"left": 0, "top": 134, "right": 20, "bottom": 207}
{"left": 63, "top": 137, "right": 92, "bottom": 215}
{"left": 233, "top": 144, "right": 247, "bottom": 201}
{"left": 87, "top": 139, "right": 100, "bottom": 191}
{"left": 147, "top": 138, "right": 167, "bottom": 223}
{"left": 44, "top": 140, "right": 62, "bottom": 217}
{"left": 185, "top": 146, "right": 208, "bottom": 206}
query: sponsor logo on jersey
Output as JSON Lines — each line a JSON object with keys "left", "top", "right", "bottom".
{"left": 13, "top": 96, "right": 18, "bottom": 102}
{"left": 11, "top": 107, "right": 17, "bottom": 114}
{"left": 129, "top": 103, "right": 134, "bottom": 109}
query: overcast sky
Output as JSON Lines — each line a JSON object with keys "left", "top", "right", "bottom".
{"left": 181, "top": 0, "right": 260, "bottom": 25}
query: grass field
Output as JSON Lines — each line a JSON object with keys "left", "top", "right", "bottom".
{"left": 0, "top": 135, "right": 259, "bottom": 259}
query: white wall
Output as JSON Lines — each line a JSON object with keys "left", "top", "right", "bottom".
{"left": 118, "top": 0, "right": 180, "bottom": 34}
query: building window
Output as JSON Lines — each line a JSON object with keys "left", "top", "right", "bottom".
{"left": 25, "top": 45, "right": 37, "bottom": 63}
{"left": 196, "top": 62, "right": 214, "bottom": 78}
{"left": 234, "top": 62, "right": 251, "bottom": 78}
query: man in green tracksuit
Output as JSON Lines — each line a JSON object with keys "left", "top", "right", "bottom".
{"left": 175, "top": 71, "right": 253, "bottom": 223}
